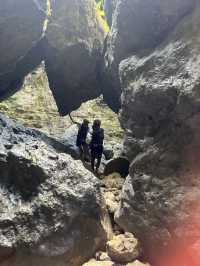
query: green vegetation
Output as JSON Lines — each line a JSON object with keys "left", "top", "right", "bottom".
{"left": 43, "top": 0, "right": 52, "bottom": 34}
{"left": 96, "top": 0, "right": 104, "bottom": 10}
{"left": 95, "top": 0, "right": 109, "bottom": 33}
{"left": 0, "top": 66, "right": 123, "bottom": 142}
{"left": 0, "top": 66, "right": 70, "bottom": 136}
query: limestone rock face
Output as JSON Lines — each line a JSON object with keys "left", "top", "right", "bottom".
{"left": 0, "top": 0, "right": 105, "bottom": 116}
{"left": 0, "top": 114, "right": 108, "bottom": 266}
{"left": 126, "top": 261, "right": 150, "bottom": 266}
{"left": 116, "top": 1, "right": 200, "bottom": 263}
{"left": 103, "top": 0, "right": 117, "bottom": 27}
{"left": 0, "top": 0, "right": 46, "bottom": 100}
{"left": 45, "top": 0, "right": 105, "bottom": 115}
{"left": 103, "top": 0, "right": 195, "bottom": 112}
{"left": 106, "top": 233, "right": 140, "bottom": 263}
{"left": 82, "top": 259, "right": 114, "bottom": 266}
{"left": 61, "top": 124, "right": 80, "bottom": 159}
{"left": 101, "top": 173, "right": 125, "bottom": 215}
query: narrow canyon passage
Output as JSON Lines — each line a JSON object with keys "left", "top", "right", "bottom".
{"left": 1, "top": 0, "right": 200, "bottom": 266}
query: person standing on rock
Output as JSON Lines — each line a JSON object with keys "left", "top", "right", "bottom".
{"left": 76, "top": 119, "right": 90, "bottom": 161}
{"left": 90, "top": 119, "right": 104, "bottom": 173}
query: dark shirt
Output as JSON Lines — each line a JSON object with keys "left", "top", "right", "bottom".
{"left": 76, "top": 124, "right": 89, "bottom": 146}
{"left": 91, "top": 128, "right": 104, "bottom": 147}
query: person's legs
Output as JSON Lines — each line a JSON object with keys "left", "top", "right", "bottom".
{"left": 91, "top": 149, "right": 95, "bottom": 171}
{"left": 95, "top": 145, "right": 103, "bottom": 171}
{"left": 96, "top": 153, "right": 102, "bottom": 171}
{"left": 78, "top": 145, "right": 84, "bottom": 159}
{"left": 83, "top": 143, "right": 90, "bottom": 162}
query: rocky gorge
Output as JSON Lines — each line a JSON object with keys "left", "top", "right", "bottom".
{"left": 1, "top": 0, "right": 200, "bottom": 265}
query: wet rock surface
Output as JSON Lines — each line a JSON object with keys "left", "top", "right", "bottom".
{"left": 0, "top": 114, "right": 110, "bottom": 266}
{"left": 115, "top": 1, "right": 200, "bottom": 263}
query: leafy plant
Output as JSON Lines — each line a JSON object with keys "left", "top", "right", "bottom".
{"left": 95, "top": 0, "right": 109, "bottom": 33}
{"left": 95, "top": 0, "right": 104, "bottom": 10}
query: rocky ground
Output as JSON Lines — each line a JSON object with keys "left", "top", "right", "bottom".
{"left": 2, "top": 0, "right": 200, "bottom": 265}
{"left": 0, "top": 57, "right": 132, "bottom": 266}
{"left": 0, "top": 112, "right": 146, "bottom": 266}
{"left": 83, "top": 173, "right": 150, "bottom": 266}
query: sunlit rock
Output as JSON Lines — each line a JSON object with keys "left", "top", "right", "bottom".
{"left": 0, "top": 114, "right": 110, "bottom": 266}
{"left": 106, "top": 232, "right": 141, "bottom": 263}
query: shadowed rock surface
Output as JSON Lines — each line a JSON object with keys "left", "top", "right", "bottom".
{"left": 103, "top": 0, "right": 196, "bottom": 112}
{"left": 2, "top": 0, "right": 200, "bottom": 264}
{"left": 45, "top": 0, "right": 105, "bottom": 115}
{"left": 0, "top": 0, "right": 46, "bottom": 100}
{"left": 0, "top": 114, "right": 110, "bottom": 266}
{"left": 115, "top": 1, "right": 200, "bottom": 264}
{"left": 104, "top": 157, "right": 129, "bottom": 178}
{"left": 0, "top": 0, "right": 106, "bottom": 116}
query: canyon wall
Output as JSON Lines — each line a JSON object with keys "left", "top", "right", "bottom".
{"left": 109, "top": 0, "right": 200, "bottom": 264}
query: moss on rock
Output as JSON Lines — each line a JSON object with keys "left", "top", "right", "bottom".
{"left": 0, "top": 65, "right": 123, "bottom": 143}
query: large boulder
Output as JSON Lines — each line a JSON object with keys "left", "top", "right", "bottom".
{"left": 0, "top": 114, "right": 110, "bottom": 266}
{"left": 0, "top": 0, "right": 46, "bottom": 100}
{"left": 126, "top": 261, "right": 150, "bottom": 266}
{"left": 45, "top": 0, "right": 105, "bottom": 115}
{"left": 103, "top": 0, "right": 195, "bottom": 112}
{"left": 106, "top": 233, "right": 141, "bottom": 263}
{"left": 82, "top": 259, "right": 114, "bottom": 266}
{"left": 61, "top": 124, "right": 81, "bottom": 159}
{"left": 0, "top": 0, "right": 105, "bottom": 116}
{"left": 115, "top": 1, "right": 200, "bottom": 265}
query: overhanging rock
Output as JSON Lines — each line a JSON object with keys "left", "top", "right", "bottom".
{"left": 0, "top": 0, "right": 46, "bottom": 100}
{"left": 44, "top": 0, "right": 105, "bottom": 115}
{"left": 0, "top": 0, "right": 106, "bottom": 116}
{"left": 102, "top": 0, "right": 196, "bottom": 113}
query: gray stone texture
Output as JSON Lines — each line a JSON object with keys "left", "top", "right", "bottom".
{"left": 115, "top": 2, "right": 200, "bottom": 263}
{"left": 0, "top": 114, "right": 109, "bottom": 266}
{"left": 103, "top": 0, "right": 195, "bottom": 112}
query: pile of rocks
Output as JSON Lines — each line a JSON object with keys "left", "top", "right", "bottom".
{"left": 101, "top": 173, "right": 125, "bottom": 216}
{"left": 83, "top": 233, "right": 150, "bottom": 266}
